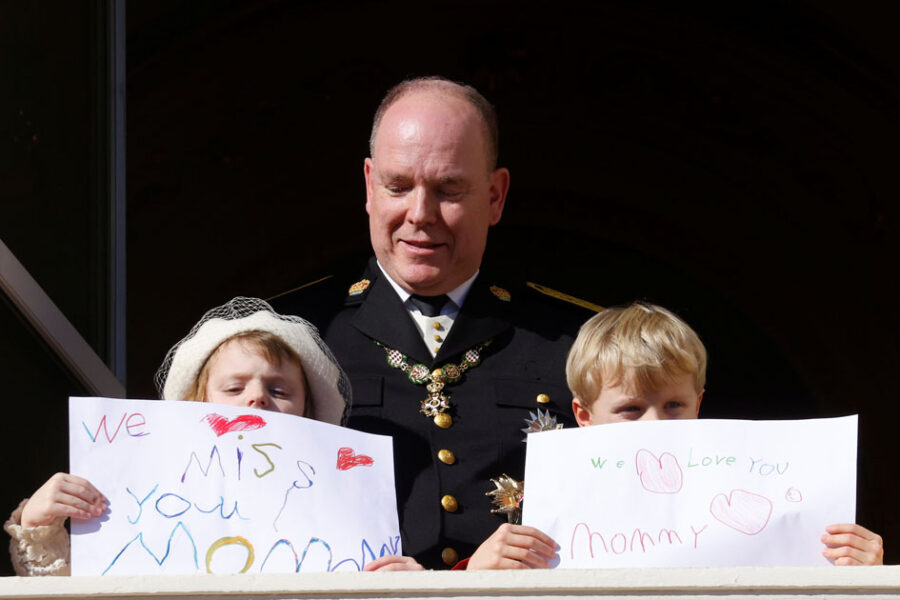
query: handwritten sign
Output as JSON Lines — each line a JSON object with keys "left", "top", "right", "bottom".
{"left": 523, "top": 416, "right": 856, "bottom": 567}
{"left": 69, "top": 397, "right": 400, "bottom": 575}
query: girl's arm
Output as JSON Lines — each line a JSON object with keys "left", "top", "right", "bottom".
{"left": 5, "top": 473, "right": 106, "bottom": 576}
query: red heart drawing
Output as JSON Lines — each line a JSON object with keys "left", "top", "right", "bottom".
{"left": 710, "top": 489, "right": 773, "bottom": 535}
{"left": 635, "top": 449, "right": 683, "bottom": 493}
{"left": 203, "top": 413, "right": 267, "bottom": 437}
{"left": 337, "top": 447, "right": 374, "bottom": 470}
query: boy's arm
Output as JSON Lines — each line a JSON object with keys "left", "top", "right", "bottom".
{"left": 822, "top": 523, "right": 884, "bottom": 565}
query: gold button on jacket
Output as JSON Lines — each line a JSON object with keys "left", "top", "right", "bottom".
{"left": 433, "top": 413, "right": 452, "bottom": 428}
{"left": 438, "top": 449, "right": 456, "bottom": 464}
{"left": 441, "top": 547, "right": 459, "bottom": 566}
{"left": 441, "top": 494, "right": 458, "bottom": 512}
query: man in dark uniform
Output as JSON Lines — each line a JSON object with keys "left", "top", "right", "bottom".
{"left": 273, "top": 77, "right": 598, "bottom": 569}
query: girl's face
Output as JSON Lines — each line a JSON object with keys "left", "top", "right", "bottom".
{"left": 204, "top": 339, "right": 307, "bottom": 417}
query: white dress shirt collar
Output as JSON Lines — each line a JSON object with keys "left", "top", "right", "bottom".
{"left": 376, "top": 262, "right": 478, "bottom": 311}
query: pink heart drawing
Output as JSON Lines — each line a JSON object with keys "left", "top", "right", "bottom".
{"left": 710, "top": 489, "right": 773, "bottom": 535}
{"left": 785, "top": 487, "right": 803, "bottom": 502}
{"left": 635, "top": 449, "right": 683, "bottom": 494}
{"left": 203, "top": 413, "right": 267, "bottom": 437}
{"left": 336, "top": 447, "right": 374, "bottom": 470}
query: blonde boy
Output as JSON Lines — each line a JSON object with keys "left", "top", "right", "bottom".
{"left": 566, "top": 301, "right": 883, "bottom": 566}
{"left": 567, "top": 302, "right": 704, "bottom": 425}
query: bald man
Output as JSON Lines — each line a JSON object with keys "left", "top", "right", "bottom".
{"left": 274, "top": 77, "right": 597, "bottom": 569}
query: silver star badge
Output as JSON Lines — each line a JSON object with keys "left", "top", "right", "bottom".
{"left": 521, "top": 408, "right": 563, "bottom": 440}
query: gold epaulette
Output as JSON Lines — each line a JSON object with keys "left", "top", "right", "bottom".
{"left": 267, "top": 275, "right": 334, "bottom": 302}
{"left": 526, "top": 282, "right": 604, "bottom": 313}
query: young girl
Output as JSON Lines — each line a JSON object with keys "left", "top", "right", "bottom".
{"left": 5, "top": 297, "right": 421, "bottom": 575}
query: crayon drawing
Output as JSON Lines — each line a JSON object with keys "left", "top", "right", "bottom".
{"left": 69, "top": 396, "right": 401, "bottom": 575}
{"left": 523, "top": 416, "right": 857, "bottom": 567}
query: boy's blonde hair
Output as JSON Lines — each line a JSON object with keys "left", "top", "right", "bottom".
{"left": 566, "top": 302, "right": 707, "bottom": 406}
{"left": 186, "top": 330, "right": 307, "bottom": 409}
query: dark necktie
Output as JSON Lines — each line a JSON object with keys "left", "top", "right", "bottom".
{"left": 409, "top": 294, "right": 449, "bottom": 317}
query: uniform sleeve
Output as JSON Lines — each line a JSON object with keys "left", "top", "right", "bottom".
{"left": 4, "top": 498, "right": 71, "bottom": 576}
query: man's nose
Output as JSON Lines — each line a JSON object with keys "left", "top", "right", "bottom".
{"left": 407, "top": 188, "right": 439, "bottom": 225}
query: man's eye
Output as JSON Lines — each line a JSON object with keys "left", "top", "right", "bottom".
{"left": 385, "top": 183, "right": 411, "bottom": 195}
{"left": 438, "top": 187, "right": 463, "bottom": 197}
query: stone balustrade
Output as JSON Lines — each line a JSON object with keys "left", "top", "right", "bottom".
{"left": 1, "top": 567, "right": 899, "bottom": 599}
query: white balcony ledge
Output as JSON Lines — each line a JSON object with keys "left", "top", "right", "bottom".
{"left": 1, "top": 566, "right": 899, "bottom": 600}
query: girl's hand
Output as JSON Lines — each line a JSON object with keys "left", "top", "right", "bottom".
{"left": 363, "top": 555, "right": 425, "bottom": 571}
{"left": 20, "top": 473, "right": 107, "bottom": 528}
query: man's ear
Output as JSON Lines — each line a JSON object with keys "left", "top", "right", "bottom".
{"left": 696, "top": 389, "right": 705, "bottom": 417}
{"left": 572, "top": 397, "right": 594, "bottom": 427}
{"left": 487, "top": 167, "right": 510, "bottom": 225}
{"left": 364, "top": 158, "right": 375, "bottom": 215}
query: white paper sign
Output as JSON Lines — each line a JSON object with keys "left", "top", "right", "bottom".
{"left": 523, "top": 416, "right": 856, "bottom": 567}
{"left": 69, "top": 397, "right": 400, "bottom": 575}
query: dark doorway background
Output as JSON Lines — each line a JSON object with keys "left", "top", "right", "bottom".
{"left": 123, "top": 1, "right": 898, "bottom": 563}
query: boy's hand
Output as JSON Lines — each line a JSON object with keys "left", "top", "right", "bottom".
{"left": 363, "top": 555, "right": 424, "bottom": 571}
{"left": 21, "top": 473, "right": 107, "bottom": 529}
{"left": 466, "top": 523, "right": 558, "bottom": 570}
{"left": 822, "top": 523, "right": 883, "bottom": 565}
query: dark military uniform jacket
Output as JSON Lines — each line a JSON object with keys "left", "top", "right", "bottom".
{"left": 273, "top": 257, "right": 594, "bottom": 569}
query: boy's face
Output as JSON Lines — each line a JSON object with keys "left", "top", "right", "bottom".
{"left": 204, "top": 339, "right": 307, "bottom": 417}
{"left": 572, "top": 372, "right": 703, "bottom": 426}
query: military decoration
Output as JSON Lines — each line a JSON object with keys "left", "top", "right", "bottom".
{"left": 489, "top": 285, "right": 511, "bottom": 302}
{"left": 348, "top": 279, "right": 371, "bottom": 296}
{"left": 486, "top": 474, "right": 524, "bottom": 524}
{"left": 521, "top": 408, "right": 563, "bottom": 440}
{"left": 375, "top": 339, "right": 492, "bottom": 427}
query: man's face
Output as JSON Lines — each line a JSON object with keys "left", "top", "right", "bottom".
{"left": 572, "top": 371, "right": 703, "bottom": 426}
{"left": 364, "top": 92, "right": 509, "bottom": 296}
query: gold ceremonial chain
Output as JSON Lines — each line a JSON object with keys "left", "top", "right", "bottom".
{"left": 374, "top": 339, "right": 492, "bottom": 428}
